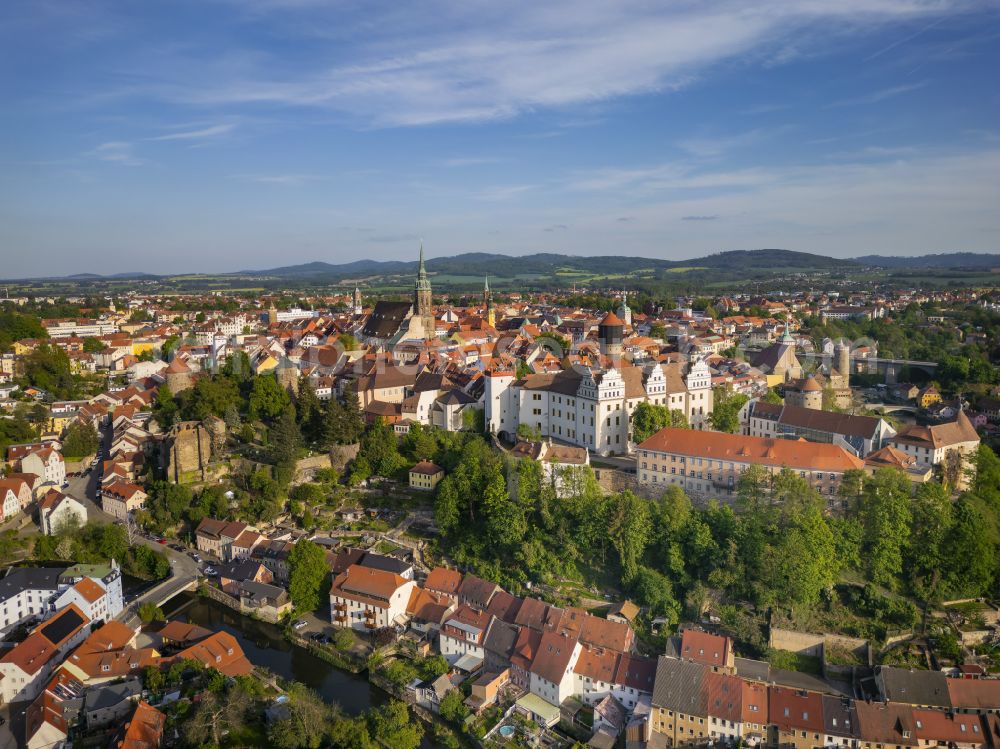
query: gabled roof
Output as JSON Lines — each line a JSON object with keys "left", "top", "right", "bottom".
{"left": 71, "top": 577, "right": 106, "bottom": 604}
{"left": 877, "top": 666, "right": 952, "bottom": 708}
{"left": 111, "top": 701, "right": 165, "bottom": 749}
{"left": 1, "top": 604, "right": 90, "bottom": 675}
{"left": 705, "top": 671, "right": 743, "bottom": 723}
{"left": 331, "top": 564, "right": 409, "bottom": 606}
{"left": 458, "top": 574, "right": 500, "bottom": 609}
{"left": 892, "top": 410, "right": 979, "bottom": 450}
{"left": 680, "top": 628, "right": 731, "bottom": 669}
{"left": 769, "top": 685, "right": 824, "bottom": 733}
{"left": 652, "top": 657, "right": 707, "bottom": 715}
{"left": 946, "top": 677, "right": 1000, "bottom": 711}
{"left": 157, "top": 620, "right": 212, "bottom": 645}
{"left": 174, "top": 631, "right": 252, "bottom": 677}
{"left": 637, "top": 428, "right": 865, "bottom": 472}
{"left": 424, "top": 567, "right": 462, "bottom": 596}
{"left": 529, "top": 631, "right": 578, "bottom": 684}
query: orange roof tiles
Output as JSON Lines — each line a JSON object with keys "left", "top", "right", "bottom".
{"left": 637, "top": 428, "right": 865, "bottom": 472}
{"left": 331, "top": 565, "right": 409, "bottom": 606}
{"left": 112, "top": 701, "right": 165, "bottom": 749}
{"left": 71, "top": 577, "right": 106, "bottom": 604}
{"left": 680, "top": 629, "right": 732, "bottom": 669}
{"left": 174, "top": 631, "right": 252, "bottom": 677}
{"left": 424, "top": 567, "right": 462, "bottom": 596}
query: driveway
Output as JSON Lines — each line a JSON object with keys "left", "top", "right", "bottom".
{"left": 0, "top": 701, "right": 28, "bottom": 749}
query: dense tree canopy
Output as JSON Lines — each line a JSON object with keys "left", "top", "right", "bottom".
{"left": 631, "top": 401, "right": 689, "bottom": 443}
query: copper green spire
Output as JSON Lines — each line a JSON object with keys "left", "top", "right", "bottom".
{"left": 415, "top": 240, "right": 431, "bottom": 291}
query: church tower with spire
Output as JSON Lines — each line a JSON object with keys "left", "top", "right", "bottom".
{"left": 484, "top": 276, "right": 495, "bottom": 327}
{"left": 414, "top": 242, "right": 434, "bottom": 340}
{"left": 617, "top": 289, "right": 632, "bottom": 327}
{"left": 352, "top": 285, "right": 363, "bottom": 316}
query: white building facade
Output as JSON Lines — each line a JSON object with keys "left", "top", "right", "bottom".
{"left": 486, "top": 359, "right": 714, "bottom": 456}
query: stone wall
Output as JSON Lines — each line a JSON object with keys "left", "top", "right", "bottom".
{"left": 769, "top": 627, "right": 825, "bottom": 658}
{"left": 593, "top": 468, "right": 658, "bottom": 498}
{"left": 163, "top": 421, "right": 212, "bottom": 483}
{"left": 329, "top": 443, "right": 361, "bottom": 472}
{"left": 293, "top": 454, "right": 334, "bottom": 483}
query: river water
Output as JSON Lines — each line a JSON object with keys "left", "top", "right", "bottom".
{"left": 161, "top": 593, "right": 443, "bottom": 746}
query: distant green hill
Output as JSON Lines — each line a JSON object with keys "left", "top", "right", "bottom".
{"left": 853, "top": 252, "right": 1000, "bottom": 269}
{"left": 241, "top": 248, "right": 853, "bottom": 279}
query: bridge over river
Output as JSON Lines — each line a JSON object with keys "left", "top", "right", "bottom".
{"left": 799, "top": 353, "right": 937, "bottom": 384}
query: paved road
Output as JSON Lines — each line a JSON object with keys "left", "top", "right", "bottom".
{"left": 63, "top": 428, "right": 202, "bottom": 623}
{"left": 0, "top": 701, "right": 27, "bottom": 749}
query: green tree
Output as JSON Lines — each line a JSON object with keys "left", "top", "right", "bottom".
{"left": 708, "top": 386, "right": 749, "bottom": 433}
{"left": 268, "top": 683, "right": 338, "bottom": 749}
{"left": 482, "top": 462, "right": 526, "bottom": 549}
{"left": 269, "top": 405, "right": 303, "bottom": 466}
{"left": 943, "top": 496, "right": 998, "bottom": 598}
{"left": 360, "top": 418, "right": 402, "bottom": 476}
{"left": 906, "top": 482, "right": 952, "bottom": 600}
{"left": 138, "top": 602, "right": 165, "bottom": 622}
{"left": 631, "top": 565, "right": 681, "bottom": 623}
{"left": 181, "top": 375, "right": 241, "bottom": 421}
{"left": 141, "top": 665, "right": 164, "bottom": 692}
{"left": 182, "top": 682, "right": 251, "bottom": 748}
{"left": 760, "top": 389, "right": 783, "bottom": 405}
{"left": 438, "top": 689, "right": 469, "bottom": 724}
{"left": 859, "top": 469, "right": 913, "bottom": 587}
{"left": 288, "top": 539, "right": 328, "bottom": 613}
{"left": 61, "top": 421, "right": 100, "bottom": 458}
{"left": 401, "top": 422, "right": 437, "bottom": 462}
{"left": 22, "top": 344, "right": 76, "bottom": 398}
{"left": 607, "top": 490, "right": 651, "bottom": 583}
{"left": 0, "top": 311, "right": 47, "bottom": 352}
{"left": 250, "top": 373, "right": 291, "bottom": 421}
{"left": 295, "top": 376, "right": 323, "bottom": 444}
{"left": 82, "top": 337, "right": 106, "bottom": 353}
{"left": 631, "top": 401, "right": 689, "bottom": 443}
{"left": 152, "top": 383, "right": 178, "bottom": 429}
{"left": 368, "top": 700, "right": 422, "bottom": 749}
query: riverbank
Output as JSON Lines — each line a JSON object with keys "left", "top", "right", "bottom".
{"left": 162, "top": 593, "right": 452, "bottom": 747}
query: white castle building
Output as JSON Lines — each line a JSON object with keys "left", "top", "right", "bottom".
{"left": 486, "top": 357, "right": 713, "bottom": 456}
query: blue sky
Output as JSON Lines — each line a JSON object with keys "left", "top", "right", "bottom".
{"left": 1, "top": 0, "right": 999, "bottom": 277}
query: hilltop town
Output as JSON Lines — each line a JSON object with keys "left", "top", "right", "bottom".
{"left": 2, "top": 248, "right": 1000, "bottom": 749}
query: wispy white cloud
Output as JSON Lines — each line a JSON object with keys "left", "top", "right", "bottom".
{"left": 474, "top": 184, "right": 535, "bottom": 201}
{"left": 234, "top": 173, "right": 325, "bottom": 185}
{"left": 96, "top": 0, "right": 977, "bottom": 127}
{"left": 149, "top": 123, "right": 235, "bottom": 141}
{"left": 826, "top": 81, "right": 927, "bottom": 108}
{"left": 441, "top": 156, "right": 503, "bottom": 167}
{"left": 88, "top": 141, "right": 144, "bottom": 166}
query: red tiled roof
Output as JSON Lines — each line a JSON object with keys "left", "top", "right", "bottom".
{"left": 638, "top": 428, "right": 864, "bottom": 472}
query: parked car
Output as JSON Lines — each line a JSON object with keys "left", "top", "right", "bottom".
{"left": 170, "top": 544, "right": 184, "bottom": 552}
{"left": 292, "top": 620, "right": 308, "bottom": 631}
{"left": 204, "top": 566, "right": 217, "bottom": 576}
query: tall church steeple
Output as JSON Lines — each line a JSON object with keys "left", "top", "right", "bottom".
{"left": 352, "top": 285, "right": 362, "bottom": 316}
{"left": 484, "top": 276, "right": 495, "bottom": 327}
{"left": 414, "top": 241, "right": 434, "bottom": 340}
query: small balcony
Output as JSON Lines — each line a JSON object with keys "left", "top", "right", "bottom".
{"left": 334, "top": 614, "right": 347, "bottom": 623}
{"left": 334, "top": 603, "right": 347, "bottom": 611}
